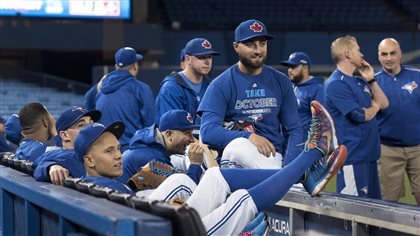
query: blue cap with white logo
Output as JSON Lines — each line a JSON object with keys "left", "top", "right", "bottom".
{"left": 56, "top": 106, "right": 101, "bottom": 133}
{"left": 280, "top": 52, "right": 312, "bottom": 68}
{"left": 74, "top": 122, "right": 125, "bottom": 161}
{"left": 234, "top": 19, "right": 274, "bottom": 43}
{"left": 115, "top": 47, "right": 143, "bottom": 67}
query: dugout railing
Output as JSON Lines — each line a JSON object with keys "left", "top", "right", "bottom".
{"left": 1, "top": 156, "right": 419, "bottom": 236}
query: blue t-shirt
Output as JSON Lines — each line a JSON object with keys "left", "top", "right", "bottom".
{"left": 198, "top": 64, "right": 303, "bottom": 165}
{"left": 15, "top": 139, "right": 48, "bottom": 162}
{"left": 325, "top": 69, "right": 380, "bottom": 164}
{"left": 375, "top": 66, "right": 420, "bottom": 147}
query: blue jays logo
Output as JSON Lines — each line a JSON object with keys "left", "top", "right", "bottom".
{"left": 202, "top": 40, "right": 212, "bottom": 49}
{"left": 401, "top": 81, "right": 417, "bottom": 94}
{"left": 72, "top": 106, "right": 85, "bottom": 112}
{"left": 186, "top": 113, "right": 193, "bottom": 124}
{"left": 363, "top": 85, "right": 371, "bottom": 95}
{"left": 250, "top": 22, "right": 263, "bottom": 32}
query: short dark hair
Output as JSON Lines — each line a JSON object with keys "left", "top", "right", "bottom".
{"left": 19, "top": 102, "right": 49, "bottom": 131}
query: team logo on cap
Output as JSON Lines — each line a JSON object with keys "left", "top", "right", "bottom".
{"left": 250, "top": 22, "right": 263, "bottom": 32}
{"left": 202, "top": 40, "right": 212, "bottom": 49}
{"left": 186, "top": 113, "right": 193, "bottom": 124}
{"left": 401, "top": 81, "right": 417, "bottom": 94}
{"left": 71, "top": 106, "right": 84, "bottom": 112}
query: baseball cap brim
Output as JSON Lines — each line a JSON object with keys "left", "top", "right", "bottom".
{"left": 58, "top": 109, "right": 102, "bottom": 133}
{"left": 280, "top": 60, "right": 300, "bottom": 67}
{"left": 135, "top": 54, "right": 143, "bottom": 61}
{"left": 100, "top": 121, "right": 125, "bottom": 141}
{"left": 236, "top": 34, "right": 275, "bottom": 43}
{"left": 190, "top": 50, "right": 220, "bottom": 56}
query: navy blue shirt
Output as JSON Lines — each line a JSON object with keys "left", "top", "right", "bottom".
{"left": 375, "top": 66, "right": 420, "bottom": 147}
{"left": 325, "top": 69, "right": 380, "bottom": 164}
{"left": 198, "top": 64, "right": 303, "bottom": 165}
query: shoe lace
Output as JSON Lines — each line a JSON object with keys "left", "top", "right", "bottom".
{"left": 307, "top": 117, "right": 321, "bottom": 147}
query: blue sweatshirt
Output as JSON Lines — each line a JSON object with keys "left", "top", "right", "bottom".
{"left": 375, "top": 66, "right": 420, "bottom": 147}
{"left": 155, "top": 71, "right": 211, "bottom": 126}
{"left": 198, "top": 64, "right": 303, "bottom": 165}
{"left": 293, "top": 77, "right": 325, "bottom": 140}
{"left": 119, "top": 124, "right": 202, "bottom": 184}
{"left": 33, "top": 149, "right": 85, "bottom": 182}
{"left": 81, "top": 176, "right": 134, "bottom": 195}
{"left": 96, "top": 70, "right": 156, "bottom": 152}
{"left": 15, "top": 139, "right": 48, "bottom": 162}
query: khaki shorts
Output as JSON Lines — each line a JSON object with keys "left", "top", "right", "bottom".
{"left": 377, "top": 144, "right": 420, "bottom": 201}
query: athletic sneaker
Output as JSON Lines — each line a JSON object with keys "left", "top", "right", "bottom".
{"left": 304, "top": 100, "right": 338, "bottom": 156}
{"left": 302, "top": 145, "right": 347, "bottom": 197}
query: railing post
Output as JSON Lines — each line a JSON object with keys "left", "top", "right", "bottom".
{"left": 1, "top": 189, "right": 14, "bottom": 236}
{"left": 25, "top": 200, "right": 40, "bottom": 236}
{"left": 289, "top": 208, "right": 305, "bottom": 235}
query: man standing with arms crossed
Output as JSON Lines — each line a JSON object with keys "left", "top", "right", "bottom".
{"left": 198, "top": 19, "right": 303, "bottom": 169}
{"left": 375, "top": 38, "right": 420, "bottom": 205}
{"left": 325, "top": 35, "right": 389, "bottom": 199}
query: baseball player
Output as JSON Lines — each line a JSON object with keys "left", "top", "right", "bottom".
{"left": 280, "top": 52, "right": 325, "bottom": 141}
{"left": 14, "top": 103, "right": 57, "bottom": 162}
{"left": 156, "top": 38, "right": 220, "bottom": 126}
{"left": 375, "top": 38, "right": 420, "bottom": 205}
{"left": 96, "top": 47, "right": 155, "bottom": 152}
{"left": 33, "top": 106, "right": 101, "bottom": 185}
{"left": 0, "top": 116, "right": 16, "bottom": 152}
{"left": 324, "top": 35, "right": 389, "bottom": 199}
{"left": 75, "top": 100, "right": 347, "bottom": 235}
{"left": 119, "top": 109, "right": 204, "bottom": 185}
{"left": 198, "top": 19, "right": 303, "bottom": 169}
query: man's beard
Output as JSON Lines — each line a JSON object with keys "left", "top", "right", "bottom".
{"left": 291, "top": 71, "right": 304, "bottom": 84}
{"left": 239, "top": 54, "right": 266, "bottom": 69}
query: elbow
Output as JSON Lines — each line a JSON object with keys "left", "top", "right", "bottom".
{"left": 381, "top": 100, "right": 389, "bottom": 110}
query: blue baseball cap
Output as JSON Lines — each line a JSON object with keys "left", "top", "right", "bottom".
{"left": 280, "top": 52, "right": 312, "bottom": 68}
{"left": 74, "top": 122, "right": 125, "bottom": 161}
{"left": 115, "top": 47, "right": 143, "bottom": 67}
{"left": 179, "top": 48, "right": 186, "bottom": 62}
{"left": 158, "top": 110, "right": 199, "bottom": 131}
{"left": 56, "top": 106, "right": 101, "bottom": 133}
{"left": 235, "top": 19, "right": 274, "bottom": 43}
{"left": 5, "top": 114, "right": 22, "bottom": 145}
{"left": 184, "top": 38, "right": 220, "bottom": 57}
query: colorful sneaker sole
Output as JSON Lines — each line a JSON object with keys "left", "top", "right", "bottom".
{"left": 310, "top": 145, "right": 347, "bottom": 197}
{"left": 311, "top": 100, "right": 339, "bottom": 155}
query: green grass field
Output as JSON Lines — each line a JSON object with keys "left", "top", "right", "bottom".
{"left": 324, "top": 173, "right": 417, "bottom": 205}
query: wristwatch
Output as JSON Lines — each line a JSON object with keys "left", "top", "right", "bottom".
{"left": 368, "top": 77, "right": 377, "bottom": 84}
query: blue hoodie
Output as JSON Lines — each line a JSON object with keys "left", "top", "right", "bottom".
{"left": 33, "top": 149, "right": 85, "bottom": 183}
{"left": 120, "top": 124, "right": 202, "bottom": 184}
{"left": 84, "top": 83, "right": 99, "bottom": 111}
{"left": 96, "top": 70, "right": 156, "bottom": 152}
{"left": 155, "top": 72, "right": 211, "bottom": 126}
{"left": 293, "top": 77, "right": 325, "bottom": 140}
{"left": 15, "top": 139, "right": 48, "bottom": 162}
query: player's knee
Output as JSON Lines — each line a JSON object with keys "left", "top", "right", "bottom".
{"left": 223, "top": 138, "right": 250, "bottom": 159}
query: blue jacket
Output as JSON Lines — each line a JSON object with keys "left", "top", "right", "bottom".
{"left": 15, "top": 139, "right": 48, "bottom": 162}
{"left": 84, "top": 83, "right": 98, "bottom": 111}
{"left": 81, "top": 176, "right": 134, "bottom": 195}
{"left": 325, "top": 69, "right": 380, "bottom": 164}
{"left": 155, "top": 72, "right": 211, "bottom": 126}
{"left": 120, "top": 124, "right": 202, "bottom": 184}
{"left": 375, "top": 66, "right": 420, "bottom": 147}
{"left": 33, "top": 149, "right": 85, "bottom": 183}
{"left": 0, "top": 134, "right": 16, "bottom": 152}
{"left": 293, "top": 77, "right": 325, "bottom": 140}
{"left": 96, "top": 70, "right": 156, "bottom": 152}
